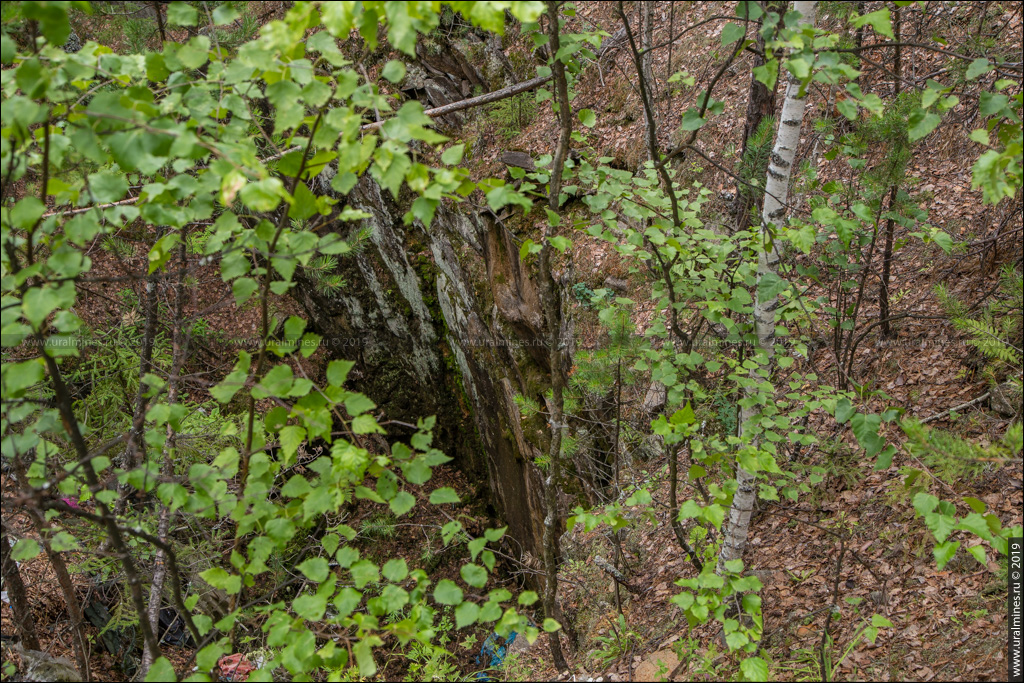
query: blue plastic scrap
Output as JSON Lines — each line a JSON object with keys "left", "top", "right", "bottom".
{"left": 475, "top": 630, "right": 517, "bottom": 679}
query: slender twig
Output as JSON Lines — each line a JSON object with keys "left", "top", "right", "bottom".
{"left": 595, "top": 555, "right": 644, "bottom": 594}
{"left": 825, "top": 42, "right": 1023, "bottom": 72}
{"left": 819, "top": 536, "right": 846, "bottom": 682}
{"left": 920, "top": 392, "right": 992, "bottom": 424}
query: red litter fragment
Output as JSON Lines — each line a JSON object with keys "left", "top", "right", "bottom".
{"left": 217, "top": 653, "right": 255, "bottom": 682}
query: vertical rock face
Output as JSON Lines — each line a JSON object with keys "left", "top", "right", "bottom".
{"left": 292, "top": 175, "right": 559, "bottom": 556}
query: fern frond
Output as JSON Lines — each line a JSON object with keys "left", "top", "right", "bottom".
{"left": 959, "top": 318, "right": 1022, "bottom": 364}
{"left": 934, "top": 283, "right": 967, "bottom": 319}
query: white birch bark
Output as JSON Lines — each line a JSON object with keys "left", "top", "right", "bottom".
{"left": 719, "top": 0, "right": 817, "bottom": 570}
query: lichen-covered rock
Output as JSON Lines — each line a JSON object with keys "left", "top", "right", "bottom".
{"left": 641, "top": 382, "right": 666, "bottom": 414}
{"left": 61, "top": 30, "right": 80, "bottom": 53}
{"left": 11, "top": 645, "right": 80, "bottom": 682}
{"left": 401, "top": 63, "right": 430, "bottom": 91}
{"left": 990, "top": 381, "right": 1020, "bottom": 417}
{"left": 603, "top": 276, "right": 629, "bottom": 293}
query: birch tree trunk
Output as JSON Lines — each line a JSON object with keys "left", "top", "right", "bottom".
{"left": 719, "top": 0, "right": 817, "bottom": 570}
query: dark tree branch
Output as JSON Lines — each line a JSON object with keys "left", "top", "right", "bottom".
{"left": 0, "top": 522, "right": 40, "bottom": 650}
{"left": 825, "top": 41, "right": 1023, "bottom": 72}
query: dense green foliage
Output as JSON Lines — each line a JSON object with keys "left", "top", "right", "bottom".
{"left": 1, "top": 1, "right": 1020, "bottom": 681}
{"left": 1, "top": 2, "right": 555, "bottom": 680}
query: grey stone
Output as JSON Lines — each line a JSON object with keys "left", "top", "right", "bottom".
{"left": 401, "top": 63, "right": 429, "bottom": 91}
{"left": 507, "top": 630, "right": 536, "bottom": 656}
{"left": 11, "top": 645, "right": 80, "bottom": 682}
{"left": 990, "top": 381, "right": 1020, "bottom": 417}
{"left": 500, "top": 151, "right": 536, "bottom": 171}
{"left": 633, "top": 433, "right": 664, "bottom": 463}
{"left": 642, "top": 381, "right": 666, "bottom": 414}
{"left": 62, "top": 30, "right": 81, "bottom": 53}
{"left": 603, "top": 276, "right": 629, "bottom": 293}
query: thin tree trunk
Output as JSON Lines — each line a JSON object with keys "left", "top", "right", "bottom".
{"left": 840, "top": 199, "right": 887, "bottom": 388}
{"left": 879, "top": 6, "right": 901, "bottom": 338}
{"left": 668, "top": 438, "right": 705, "bottom": 573}
{"left": 641, "top": 3, "right": 654, "bottom": 85}
{"left": 665, "top": 1, "right": 676, "bottom": 119}
{"left": 738, "top": 3, "right": 777, "bottom": 160}
{"left": 9, "top": 445, "right": 91, "bottom": 677}
{"left": 612, "top": 330, "right": 624, "bottom": 614}
{"left": 641, "top": 0, "right": 655, "bottom": 152}
{"left": 0, "top": 523, "right": 40, "bottom": 650}
{"left": 854, "top": 0, "right": 866, "bottom": 90}
{"left": 19, "top": 507, "right": 91, "bottom": 681}
{"left": 539, "top": 1, "right": 573, "bottom": 672}
{"left": 975, "top": 1, "right": 990, "bottom": 39}
{"left": 719, "top": 0, "right": 817, "bottom": 572}
{"left": 118, "top": 251, "right": 161, "bottom": 492}
{"left": 152, "top": 1, "right": 166, "bottom": 44}
{"left": 734, "top": 1, "right": 785, "bottom": 231}
{"left": 10, "top": 443, "right": 107, "bottom": 680}
{"left": 140, "top": 508, "right": 171, "bottom": 672}
{"left": 618, "top": 1, "right": 681, "bottom": 225}
{"left": 878, "top": 185, "right": 899, "bottom": 338}
{"left": 140, "top": 241, "right": 189, "bottom": 677}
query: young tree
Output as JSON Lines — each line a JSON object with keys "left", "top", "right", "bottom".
{"left": 878, "top": 4, "right": 902, "bottom": 337}
{"left": 537, "top": 1, "right": 574, "bottom": 671}
{"left": 718, "top": 0, "right": 818, "bottom": 571}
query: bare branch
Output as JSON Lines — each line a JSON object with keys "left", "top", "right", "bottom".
{"left": 360, "top": 75, "right": 553, "bottom": 132}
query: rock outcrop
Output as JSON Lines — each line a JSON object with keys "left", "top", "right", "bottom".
{"left": 293, "top": 175, "right": 569, "bottom": 556}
